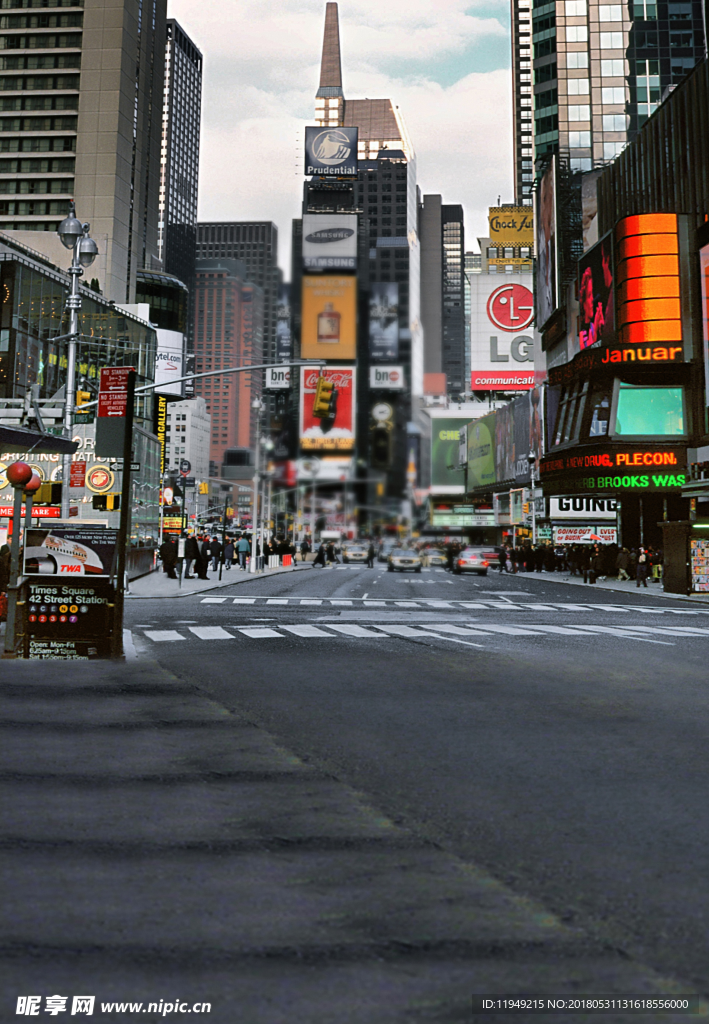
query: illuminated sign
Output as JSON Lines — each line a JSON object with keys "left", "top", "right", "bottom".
{"left": 487, "top": 284, "right": 534, "bottom": 332}
{"left": 540, "top": 446, "right": 686, "bottom": 493}
{"left": 471, "top": 371, "right": 534, "bottom": 391}
{"left": 302, "top": 214, "right": 357, "bottom": 269}
{"left": 299, "top": 366, "right": 356, "bottom": 451}
{"left": 488, "top": 206, "right": 534, "bottom": 246}
{"left": 615, "top": 213, "right": 683, "bottom": 349}
{"left": 304, "top": 126, "right": 358, "bottom": 177}
{"left": 554, "top": 526, "right": 617, "bottom": 544}
{"left": 600, "top": 345, "right": 683, "bottom": 364}
{"left": 578, "top": 232, "right": 615, "bottom": 350}
{"left": 700, "top": 243, "right": 709, "bottom": 408}
{"left": 301, "top": 276, "right": 357, "bottom": 360}
{"left": 86, "top": 466, "right": 115, "bottom": 493}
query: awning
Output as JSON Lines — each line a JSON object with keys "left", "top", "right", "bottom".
{"left": 0, "top": 425, "right": 78, "bottom": 455}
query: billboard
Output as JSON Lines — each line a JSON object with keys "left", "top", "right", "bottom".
{"left": 154, "top": 329, "right": 183, "bottom": 395}
{"left": 276, "top": 283, "right": 292, "bottom": 361}
{"left": 535, "top": 156, "right": 558, "bottom": 329}
{"left": 302, "top": 214, "right": 357, "bottom": 270}
{"left": 24, "top": 526, "right": 118, "bottom": 578}
{"left": 430, "top": 417, "right": 470, "bottom": 493}
{"left": 369, "top": 282, "right": 399, "bottom": 361}
{"left": 304, "top": 126, "right": 358, "bottom": 177}
{"left": 702, "top": 242, "right": 709, "bottom": 408}
{"left": 469, "top": 273, "right": 537, "bottom": 392}
{"left": 370, "top": 366, "right": 404, "bottom": 390}
{"left": 467, "top": 414, "right": 496, "bottom": 490}
{"left": 301, "top": 275, "right": 357, "bottom": 360}
{"left": 266, "top": 367, "right": 291, "bottom": 389}
{"left": 488, "top": 206, "right": 534, "bottom": 247}
{"left": 300, "top": 366, "right": 356, "bottom": 451}
{"left": 578, "top": 232, "right": 615, "bottom": 350}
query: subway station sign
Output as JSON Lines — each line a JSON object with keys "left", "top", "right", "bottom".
{"left": 540, "top": 446, "right": 687, "bottom": 494}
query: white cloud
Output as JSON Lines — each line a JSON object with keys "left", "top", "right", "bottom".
{"left": 168, "top": 0, "right": 513, "bottom": 270}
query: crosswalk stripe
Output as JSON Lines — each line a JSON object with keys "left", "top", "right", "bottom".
{"left": 477, "top": 624, "right": 547, "bottom": 636}
{"left": 189, "top": 626, "right": 234, "bottom": 640}
{"left": 299, "top": 599, "right": 323, "bottom": 605}
{"left": 458, "top": 603, "right": 489, "bottom": 609}
{"left": 266, "top": 599, "right": 288, "bottom": 605}
{"left": 144, "top": 630, "right": 186, "bottom": 642}
{"left": 324, "top": 624, "right": 387, "bottom": 637}
{"left": 331, "top": 600, "right": 353, "bottom": 605}
{"left": 425, "top": 601, "right": 454, "bottom": 608}
{"left": 200, "top": 597, "right": 227, "bottom": 604}
{"left": 232, "top": 598, "right": 256, "bottom": 604}
{"left": 237, "top": 627, "right": 284, "bottom": 638}
{"left": 374, "top": 625, "right": 454, "bottom": 638}
{"left": 395, "top": 601, "right": 419, "bottom": 607}
{"left": 524, "top": 624, "right": 599, "bottom": 636}
{"left": 572, "top": 625, "right": 673, "bottom": 644}
{"left": 363, "top": 601, "right": 386, "bottom": 606}
{"left": 280, "top": 625, "right": 334, "bottom": 637}
{"left": 424, "top": 624, "right": 494, "bottom": 636}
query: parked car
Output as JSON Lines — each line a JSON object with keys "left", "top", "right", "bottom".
{"left": 453, "top": 546, "right": 491, "bottom": 575}
{"left": 387, "top": 548, "right": 422, "bottom": 573}
{"left": 342, "top": 544, "right": 368, "bottom": 563}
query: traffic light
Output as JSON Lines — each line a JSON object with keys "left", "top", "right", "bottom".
{"left": 35, "top": 482, "right": 62, "bottom": 506}
{"left": 370, "top": 425, "right": 391, "bottom": 470}
{"left": 76, "top": 390, "right": 91, "bottom": 410}
{"left": 312, "top": 376, "right": 336, "bottom": 419}
{"left": 92, "top": 493, "right": 120, "bottom": 510}
{"left": 522, "top": 502, "right": 530, "bottom": 514}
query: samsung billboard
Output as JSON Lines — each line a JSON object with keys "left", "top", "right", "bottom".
{"left": 304, "top": 126, "right": 358, "bottom": 177}
{"left": 302, "top": 214, "right": 357, "bottom": 270}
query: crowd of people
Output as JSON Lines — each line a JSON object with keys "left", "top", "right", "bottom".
{"left": 157, "top": 531, "right": 306, "bottom": 581}
{"left": 491, "top": 541, "right": 662, "bottom": 587}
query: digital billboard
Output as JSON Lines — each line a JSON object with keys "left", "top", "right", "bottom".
{"left": 154, "top": 329, "right": 183, "bottom": 396}
{"left": 276, "top": 283, "right": 292, "bottom": 361}
{"left": 535, "top": 156, "right": 558, "bottom": 329}
{"left": 304, "top": 126, "right": 358, "bottom": 177}
{"left": 302, "top": 214, "right": 357, "bottom": 270}
{"left": 578, "top": 232, "right": 615, "bottom": 350}
{"left": 467, "top": 414, "right": 496, "bottom": 490}
{"left": 369, "top": 282, "right": 399, "bottom": 361}
{"left": 701, "top": 242, "right": 709, "bottom": 408}
{"left": 301, "top": 275, "right": 357, "bottom": 360}
{"left": 429, "top": 416, "right": 470, "bottom": 493}
{"left": 300, "top": 366, "right": 356, "bottom": 451}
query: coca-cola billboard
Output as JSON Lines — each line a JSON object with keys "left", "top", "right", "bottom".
{"left": 300, "top": 366, "right": 356, "bottom": 451}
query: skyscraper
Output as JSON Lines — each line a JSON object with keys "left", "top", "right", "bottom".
{"left": 0, "top": 0, "right": 167, "bottom": 303}
{"left": 511, "top": 0, "right": 534, "bottom": 204}
{"left": 531, "top": 0, "right": 705, "bottom": 173}
{"left": 195, "top": 223, "right": 279, "bottom": 365}
{"left": 419, "top": 196, "right": 466, "bottom": 394}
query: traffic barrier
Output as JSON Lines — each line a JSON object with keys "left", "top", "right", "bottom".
{"left": 268, "top": 555, "right": 280, "bottom": 569}
{"left": 282, "top": 554, "right": 293, "bottom": 567}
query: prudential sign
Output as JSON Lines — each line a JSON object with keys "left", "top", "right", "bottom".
{"left": 302, "top": 214, "right": 357, "bottom": 269}
{"left": 304, "top": 126, "right": 358, "bottom": 177}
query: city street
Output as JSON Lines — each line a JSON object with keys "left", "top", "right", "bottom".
{"left": 126, "top": 563, "right": 709, "bottom": 1001}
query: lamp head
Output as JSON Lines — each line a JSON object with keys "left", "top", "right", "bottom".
{"left": 77, "top": 233, "right": 99, "bottom": 267}
{"left": 57, "top": 201, "right": 84, "bottom": 250}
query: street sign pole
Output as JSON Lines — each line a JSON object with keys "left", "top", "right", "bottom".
{"left": 2, "top": 484, "right": 25, "bottom": 658}
{"left": 111, "top": 370, "right": 136, "bottom": 660}
{"left": 218, "top": 493, "right": 228, "bottom": 581}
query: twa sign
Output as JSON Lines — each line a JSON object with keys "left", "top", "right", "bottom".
{"left": 300, "top": 365, "right": 355, "bottom": 451}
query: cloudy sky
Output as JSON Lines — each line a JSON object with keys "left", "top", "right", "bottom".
{"left": 167, "top": 0, "right": 514, "bottom": 274}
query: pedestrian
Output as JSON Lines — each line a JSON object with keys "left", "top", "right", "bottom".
{"left": 236, "top": 533, "right": 251, "bottom": 570}
{"left": 0, "top": 542, "right": 10, "bottom": 594}
{"left": 300, "top": 537, "right": 310, "bottom": 562}
{"left": 616, "top": 547, "right": 630, "bottom": 581}
{"left": 183, "top": 533, "right": 199, "bottom": 579}
{"left": 498, "top": 545, "right": 508, "bottom": 573}
{"left": 196, "top": 534, "right": 210, "bottom": 580}
{"left": 636, "top": 548, "right": 649, "bottom": 588}
{"left": 159, "top": 536, "right": 178, "bottom": 579}
{"left": 326, "top": 541, "right": 339, "bottom": 565}
{"left": 312, "top": 542, "right": 327, "bottom": 568}
{"left": 224, "top": 537, "right": 234, "bottom": 570}
{"left": 209, "top": 535, "right": 222, "bottom": 572}
{"left": 366, "top": 540, "right": 376, "bottom": 569}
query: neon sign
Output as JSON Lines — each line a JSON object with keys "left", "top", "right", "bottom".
{"left": 615, "top": 214, "right": 683, "bottom": 350}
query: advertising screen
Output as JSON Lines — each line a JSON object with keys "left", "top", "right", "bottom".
{"left": 495, "top": 402, "right": 515, "bottom": 483}
{"left": 535, "top": 156, "right": 557, "bottom": 329}
{"left": 302, "top": 214, "right": 357, "bottom": 270}
{"left": 304, "top": 126, "right": 358, "bottom": 177}
{"left": 301, "top": 276, "right": 357, "bottom": 359}
{"left": 467, "top": 414, "right": 496, "bottom": 490}
{"left": 430, "top": 417, "right": 470, "bottom": 493}
{"left": 369, "top": 282, "right": 399, "bottom": 361}
{"left": 488, "top": 206, "right": 534, "bottom": 247}
{"left": 300, "top": 366, "right": 356, "bottom": 451}
{"left": 469, "top": 273, "right": 537, "bottom": 391}
{"left": 154, "top": 329, "right": 183, "bottom": 395}
{"left": 24, "top": 526, "right": 118, "bottom": 578}
{"left": 578, "top": 232, "right": 615, "bottom": 350}
{"left": 276, "top": 283, "right": 292, "bottom": 361}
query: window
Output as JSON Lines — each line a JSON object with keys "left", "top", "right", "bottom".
{"left": 599, "top": 4, "right": 622, "bottom": 18}
{"left": 569, "top": 130, "right": 591, "bottom": 146}
{"left": 602, "top": 86, "right": 625, "bottom": 103}
{"left": 615, "top": 385, "right": 684, "bottom": 435}
{"left": 566, "top": 25, "right": 588, "bottom": 40}
{"left": 570, "top": 156, "right": 593, "bottom": 170}
{"left": 604, "top": 140, "right": 625, "bottom": 158}
{"left": 600, "top": 31, "right": 624, "bottom": 46}
{"left": 588, "top": 389, "right": 612, "bottom": 436}
{"left": 567, "top": 78, "right": 589, "bottom": 94}
{"left": 567, "top": 52, "right": 588, "bottom": 68}
{"left": 603, "top": 112, "right": 627, "bottom": 130}
{"left": 568, "top": 104, "right": 590, "bottom": 120}
{"left": 565, "top": 0, "right": 587, "bottom": 12}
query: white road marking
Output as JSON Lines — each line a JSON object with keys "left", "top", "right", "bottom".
{"left": 572, "top": 625, "right": 674, "bottom": 644}
{"left": 330, "top": 600, "right": 353, "bottom": 606}
{"left": 373, "top": 625, "right": 454, "bottom": 638}
{"left": 424, "top": 624, "right": 494, "bottom": 636}
{"left": 143, "top": 630, "right": 186, "bottom": 642}
{"left": 324, "top": 624, "right": 387, "bottom": 637}
{"left": 363, "top": 601, "right": 386, "bottom": 607}
{"left": 280, "top": 625, "right": 334, "bottom": 637}
{"left": 395, "top": 601, "right": 420, "bottom": 607}
{"left": 524, "top": 624, "right": 600, "bottom": 636}
{"left": 424, "top": 601, "right": 454, "bottom": 608}
{"left": 299, "top": 599, "right": 323, "bottom": 605}
{"left": 266, "top": 599, "right": 288, "bottom": 605}
{"left": 232, "top": 598, "right": 256, "bottom": 604}
{"left": 123, "top": 629, "right": 138, "bottom": 660}
{"left": 189, "top": 626, "right": 234, "bottom": 640}
{"left": 201, "top": 597, "right": 227, "bottom": 604}
{"left": 237, "top": 627, "right": 284, "bottom": 638}
{"left": 477, "top": 625, "right": 547, "bottom": 636}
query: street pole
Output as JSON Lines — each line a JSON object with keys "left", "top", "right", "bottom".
{"left": 311, "top": 476, "right": 317, "bottom": 548}
{"left": 3, "top": 481, "right": 25, "bottom": 658}
{"left": 111, "top": 370, "right": 136, "bottom": 660}
{"left": 218, "top": 493, "right": 228, "bottom": 581}
{"left": 250, "top": 400, "right": 261, "bottom": 574}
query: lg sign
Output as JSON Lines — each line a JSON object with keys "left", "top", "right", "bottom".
{"left": 487, "top": 284, "right": 534, "bottom": 332}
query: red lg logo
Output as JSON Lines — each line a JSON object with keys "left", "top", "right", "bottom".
{"left": 487, "top": 284, "right": 534, "bottom": 332}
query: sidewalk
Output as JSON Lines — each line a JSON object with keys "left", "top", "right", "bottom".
{"left": 1, "top": 659, "right": 703, "bottom": 1023}
{"left": 498, "top": 568, "right": 709, "bottom": 604}
{"left": 127, "top": 560, "right": 309, "bottom": 599}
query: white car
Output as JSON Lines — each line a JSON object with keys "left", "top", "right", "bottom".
{"left": 453, "top": 547, "right": 491, "bottom": 576}
{"left": 387, "top": 549, "right": 422, "bottom": 573}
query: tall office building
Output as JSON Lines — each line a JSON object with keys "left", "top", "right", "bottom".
{"left": 195, "top": 223, "right": 279, "bottom": 365}
{"left": 419, "top": 197, "right": 466, "bottom": 394}
{"left": 159, "top": 20, "right": 202, "bottom": 294}
{"left": 192, "top": 258, "right": 263, "bottom": 467}
{"left": 511, "top": 0, "right": 534, "bottom": 204}
{"left": 532, "top": 0, "right": 705, "bottom": 172}
{"left": 0, "top": 0, "right": 167, "bottom": 303}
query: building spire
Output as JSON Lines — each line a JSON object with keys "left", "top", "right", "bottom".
{"left": 317, "top": 2, "right": 344, "bottom": 98}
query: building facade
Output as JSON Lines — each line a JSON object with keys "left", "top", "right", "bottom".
{"left": 192, "top": 258, "right": 263, "bottom": 471}
{"left": 419, "top": 197, "right": 466, "bottom": 395}
{"left": 164, "top": 394, "right": 209, "bottom": 481}
{"left": 512, "top": 0, "right": 534, "bottom": 203}
{"left": 0, "top": 0, "right": 168, "bottom": 303}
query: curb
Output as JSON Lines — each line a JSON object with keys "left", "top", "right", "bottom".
{"left": 126, "top": 564, "right": 309, "bottom": 600}
{"left": 501, "top": 570, "right": 709, "bottom": 605}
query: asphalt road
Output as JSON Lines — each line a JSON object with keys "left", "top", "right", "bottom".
{"left": 127, "top": 561, "right": 709, "bottom": 995}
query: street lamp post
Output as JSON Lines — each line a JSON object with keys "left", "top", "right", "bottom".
{"left": 528, "top": 451, "right": 537, "bottom": 545}
{"left": 250, "top": 398, "right": 263, "bottom": 573}
{"left": 56, "top": 203, "right": 98, "bottom": 520}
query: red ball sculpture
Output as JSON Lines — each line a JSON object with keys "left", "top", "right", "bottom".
{"left": 24, "top": 471, "right": 42, "bottom": 494}
{"left": 6, "top": 461, "right": 33, "bottom": 487}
